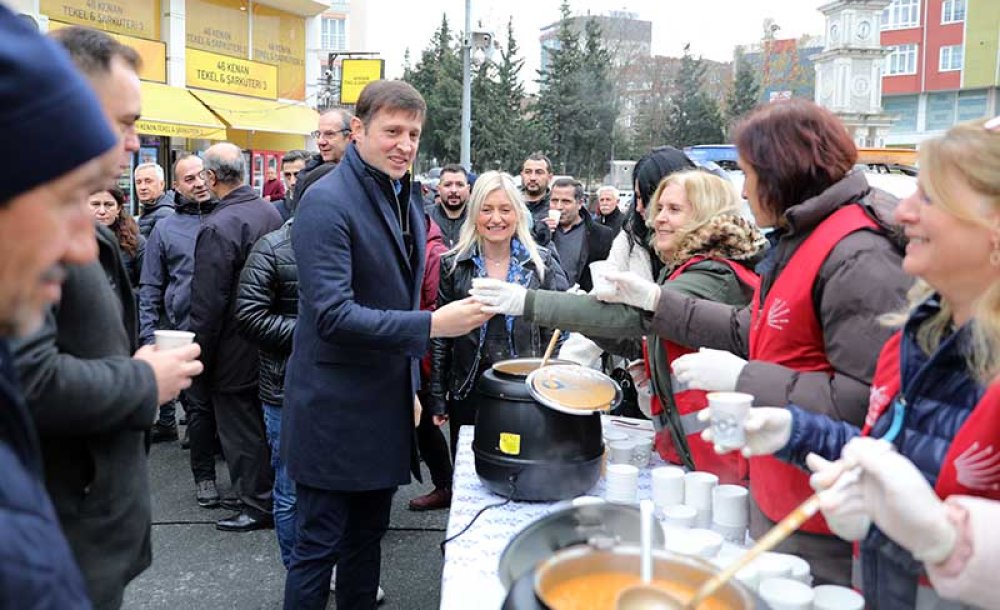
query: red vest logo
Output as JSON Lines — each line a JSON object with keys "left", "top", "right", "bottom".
{"left": 953, "top": 442, "right": 1000, "bottom": 492}
{"left": 766, "top": 298, "right": 790, "bottom": 331}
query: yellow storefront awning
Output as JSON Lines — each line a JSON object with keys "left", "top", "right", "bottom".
{"left": 137, "top": 81, "right": 228, "bottom": 141}
{"left": 190, "top": 90, "right": 319, "bottom": 136}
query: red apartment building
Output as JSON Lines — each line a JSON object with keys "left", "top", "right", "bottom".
{"left": 880, "top": 0, "right": 999, "bottom": 145}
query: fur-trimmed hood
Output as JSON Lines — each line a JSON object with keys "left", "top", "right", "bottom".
{"left": 662, "top": 213, "right": 768, "bottom": 270}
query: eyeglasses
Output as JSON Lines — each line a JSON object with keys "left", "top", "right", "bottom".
{"left": 311, "top": 128, "right": 351, "bottom": 140}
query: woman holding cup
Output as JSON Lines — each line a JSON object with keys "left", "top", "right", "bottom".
{"left": 429, "top": 171, "right": 568, "bottom": 458}
{"left": 471, "top": 170, "right": 766, "bottom": 483}
{"left": 705, "top": 118, "right": 1000, "bottom": 608}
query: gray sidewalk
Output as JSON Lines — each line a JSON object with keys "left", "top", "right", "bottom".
{"left": 123, "top": 428, "right": 450, "bottom": 609}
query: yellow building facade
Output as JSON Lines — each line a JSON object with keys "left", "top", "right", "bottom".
{"left": 24, "top": 0, "right": 326, "bottom": 202}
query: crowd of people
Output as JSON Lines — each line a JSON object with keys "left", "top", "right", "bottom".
{"left": 2, "top": 8, "right": 1000, "bottom": 610}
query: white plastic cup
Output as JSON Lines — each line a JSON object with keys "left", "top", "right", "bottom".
{"left": 588, "top": 260, "right": 616, "bottom": 298}
{"left": 603, "top": 429, "right": 629, "bottom": 444}
{"left": 786, "top": 555, "right": 812, "bottom": 585}
{"left": 706, "top": 392, "right": 753, "bottom": 450}
{"left": 812, "top": 585, "right": 864, "bottom": 610}
{"left": 608, "top": 439, "right": 636, "bottom": 465}
{"left": 651, "top": 466, "right": 685, "bottom": 507}
{"left": 758, "top": 577, "right": 814, "bottom": 610}
{"left": 684, "top": 471, "right": 718, "bottom": 511}
{"left": 712, "top": 484, "right": 750, "bottom": 527}
{"left": 755, "top": 552, "right": 795, "bottom": 581}
{"left": 687, "top": 528, "right": 724, "bottom": 559}
{"left": 661, "top": 504, "right": 697, "bottom": 529}
{"left": 631, "top": 435, "right": 654, "bottom": 468}
{"left": 154, "top": 330, "right": 195, "bottom": 350}
{"left": 548, "top": 209, "right": 562, "bottom": 223}
{"left": 605, "top": 463, "right": 639, "bottom": 504}
{"left": 711, "top": 521, "right": 747, "bottom": 544}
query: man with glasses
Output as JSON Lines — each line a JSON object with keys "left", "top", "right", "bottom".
{"left": 293, "top": 109, "right": 354, "bottom": 206}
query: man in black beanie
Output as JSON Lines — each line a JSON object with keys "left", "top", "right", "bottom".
{"left": 0, "top": 6, "right": 123, "bottom": 609}
{"left": 12, "top": 25, "right": 204, "bottom": 610}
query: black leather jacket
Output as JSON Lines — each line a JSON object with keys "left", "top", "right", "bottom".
{"left": 235, "top": 219, "right": 297, "bottom": 405}
{"left": 429, "top": 243, "right": 568, "bottom": 415}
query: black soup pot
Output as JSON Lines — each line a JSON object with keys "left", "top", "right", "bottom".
{"left": 472, "top": 358, "right": 610, "bottom": 502}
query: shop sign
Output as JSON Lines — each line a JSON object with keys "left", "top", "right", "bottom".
{"left": 135, "top": 119, "right": 226, "bottom": 141}
{"left": 41, "top": 0, "right": 159, "bottom": 39}
{"left": 186, "top": 48, "right": 277, "bottom": 100}
{"left": 341, "top": 59, "right": 385, "bottom": 105}
{"left": 185, "top": 0, "right": 249, "bottom": 58}
{"left": 252, "top": 4, "right": 306, "bottom": 101}
{"left": 49, "top": 20, "right": 165, "bottom": 83}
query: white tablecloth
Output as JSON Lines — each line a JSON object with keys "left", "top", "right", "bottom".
{"left": 439, "top": 424, "right": 664, "bottom": 610}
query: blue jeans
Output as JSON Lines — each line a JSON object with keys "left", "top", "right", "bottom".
{"left": 263, "top": 403, "right": 297, "bottom": 568}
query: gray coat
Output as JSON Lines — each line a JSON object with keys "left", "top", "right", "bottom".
{"left": 648, "top": 170, "right": 912, "bottom": 584}
{"left": 12, "top": 224, "right": 159, "bottom": 609}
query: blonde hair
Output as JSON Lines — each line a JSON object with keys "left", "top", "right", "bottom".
{"left": 645, "top": 170, "right": 741, "bottom": 264}
{"left": 883, "top": 118, "right": 1000, "bottom": 382}
{"left": 449, "top": 171, "right": 546, "bottom": 280}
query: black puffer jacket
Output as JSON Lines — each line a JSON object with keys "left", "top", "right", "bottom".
{"left": 137, "top": 192, "right": 175, "bottom": 239}
{"left": 429, "top": 243, "right": 568, "bottom": 415}
{"left": 235, "top": 219, "right": 297, "bottom": 406}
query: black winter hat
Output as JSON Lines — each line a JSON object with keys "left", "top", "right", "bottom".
{"left": 0, "top": 5, "right": 117, "bottom": 204}
{"left": 633, "top": 146, "right": 696, "bottom": 206}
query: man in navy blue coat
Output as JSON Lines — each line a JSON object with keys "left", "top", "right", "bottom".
{"left": 0, "top": 6, "right": 130, "bottom": 607}
{"left": 282, "top": 80, "right": 490, "bottom": 609}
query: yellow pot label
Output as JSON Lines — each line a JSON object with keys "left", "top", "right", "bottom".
{"left": 499, "top": 432, "right": 521, "bottom": 456}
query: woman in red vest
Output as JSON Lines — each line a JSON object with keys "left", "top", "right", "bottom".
{"left": 707, "top": 118, "right": 1000, "bottom": 608}
{"left": 585, "top": 100, "right": 914, "bottom": 585}
{"left": 470, "top": 170, "right": 766, "bottom": 483}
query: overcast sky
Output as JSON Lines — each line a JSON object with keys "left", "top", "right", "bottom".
{"left": 361, "top": 0, "right": 829, "bottom": 87}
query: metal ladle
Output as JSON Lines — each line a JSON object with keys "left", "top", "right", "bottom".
{"left": 615, "top": 500, "right": 682, "bottom": 610}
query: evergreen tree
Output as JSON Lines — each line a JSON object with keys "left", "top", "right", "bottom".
{"left": 724, "top": 51, "right": 760, "bottom": 137}
{"left": 470, "top": 18, "right": 534, "bottom": 173}
{"left": 664, "top": 50, "right": 725, "bottom": 148}
{"left": 403, "top": 15, "right": 462, "bottom": 169}
{"left": 575, "top": 17, "right": 616, "bottom": 182}
{"left": 533, "top": 0, "right": 585, "bottom": 176}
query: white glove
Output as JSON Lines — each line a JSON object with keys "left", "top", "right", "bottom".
{"left": 699, "top": 406, "right": 792, "bottom": 457}
{"left": 598, "top": 271, "right": 661, "bottom": 311}
{"left": 671, "top": 347, "right": 747, "bottom": 392}
{"left": 626, "top": 359, "right": 654, "bottom": 419}
{"left": 806, "top": 452, "right": 873, "bottom": 541}
{"left": 808, "top": 438, "right": 957, "bottom": 562}
{"left": 469, "top": 278, "right": 526, "bottom": 316}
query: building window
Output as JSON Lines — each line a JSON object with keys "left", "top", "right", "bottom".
{"left": 880, "top": 0, "right": 921, "bottom": 30}
{"left": 886, "top": 44, "right": 918, "bottom": 75}
{"left": 939, "top": 45, "right": 963, "bottom": 71}
{"left": 956, "top": 89, "right": 988, "bottom": 121}
{"left": 321, "top": 17, "right": 346, "bottom": 51}
{"left": 884, "top": 94, "right": 918, "bottom": 132}
{"left": 941, "top": 0, "right": 966, "bottom": 23}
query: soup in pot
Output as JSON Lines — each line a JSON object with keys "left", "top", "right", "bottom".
{"left": 542, "top": 571, "right": 730, "bottom": 610}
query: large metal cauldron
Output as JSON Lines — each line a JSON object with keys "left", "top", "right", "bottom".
{"left": 472, "top": 358, "right": 616, "bottom": 501}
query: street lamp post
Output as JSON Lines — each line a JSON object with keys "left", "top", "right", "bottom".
{"left": 460, "top": 0, "right": 472, "bottom": 170}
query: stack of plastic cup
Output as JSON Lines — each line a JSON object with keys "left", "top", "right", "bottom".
{"left": 683, "top": 471, "right": 718, "bottom": 528}
{"left": 812, "top": 585, "right": 864, "bottom": 610}
{"left": 631, "top": 435, "right": 654, "bottom": 468}
{"left": 758, "top": 577, "right": 814, "bottom": 610}
{"left": 651, "top": 466, "right": 685, "bottom": 508}
{"left": 605, "top": 463, "right": 639, "bottom": 504}
{"left": 608, "top": 439, "right": 636, "bottom": 465}
{"left": 661, "top": 504, "right": 697, "bottom": 528}
{"left": 711, "top": 484, "right": 749, "bottom": 543}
